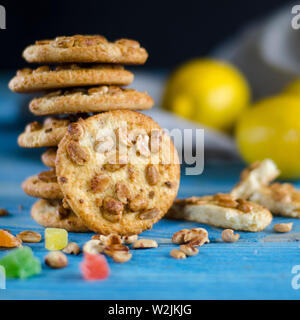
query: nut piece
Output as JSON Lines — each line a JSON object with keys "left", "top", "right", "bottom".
{"left": 172, "top": 229, "right": 190, "bottom": 244}
{"left": 172, "top": 228, "right": 209, "bottom": 247}
{"left": 94, "top": 136, "right": 115, "bottom": 153}
{"left": 0, "top": 208, "right": 8, "bottom": 216}
{"left": 273, "top": 223, "right": 293, "bottom": 233}
{"left": 139, "top": 208, "right": 160, "bottom": 220}
{"left": 122, "top": 235, "right": 138, "bottom": 245}
{"left": 170, "top": 249, "right": 186, "bottom": 259}
{"left": 66, "top": 140, "right": 89, "bottom": 165}
{"left": 179, "top": 244, "right": 199, "bottom": 256}
{"left": 25, "top": 121, "right": 42, "bottom": 132}
{"left": 104, "top": 244, "right": 129, "bottom": 257}
{"left": 83, "top": 240, "right": 104, "bottom": 254}
{"left": 45, "top": 251, "right": 68, "bottom": 269}
{"left": 17, "top": 231, "right": 42, "bottom": 243}
{"left": 146, "top": 165, "right": 159, "bottom": 186}
{"left": 38, "top": 169, "right": 57, "bottom": 183}
{"left": 213, "top": 193, "right": 238, "bottom": 208}
{"left": 112, "top": 251, "right": 132, "bottom": 263}
{"left": 132, "top": 239, "right": 158, "bottom": 249}
{"left": 91, "top": 174, "right": 110, "bottom": 193}
{"left": 62, "top": 242, "right": 80, "bottom": 255}
{"left": 221, "top": 229, "right": 240, "bottom": 243}
{"left": 105, "top": 234, "right": 122, "bottom": 246}
{"left": 68, "top": 123, "right": 84, "bottom": 141}
{"left": 129, "top": 195, "right": 148, "bottom": 212}
{"left": 236, "top": 199, "right": 253, "bottom": 213}
{"left": 103, "top": 197, "right": 124, "bottom": 217}
{"left": 136, "top": 134, "right": 150, "bottom": 157}
{"left": 115, "top": 181, "right": 132, "bottom": 203}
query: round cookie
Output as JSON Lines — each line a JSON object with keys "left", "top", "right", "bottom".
{"left": 22, "top": 169, "right": 63, "bottom": 200}
{"left": 56, "top": 110, "right": 180, "bottom": 235}
{"left": 29, "top": 86, "right": 154, "bottom": 116}
{"left": 41, "top": 148, "right": 57, "bottom": 168}
{"left": 23, "top": 35, "right": 148, "bottom": 65}
{"left": 31, "top": 199, "right": 90, "bottom": 232}
{"left": 18, "top": 117, "right": 70, "bottom": 148}
{"left": 9, "top": 64, "right": 133, "bottom": 93}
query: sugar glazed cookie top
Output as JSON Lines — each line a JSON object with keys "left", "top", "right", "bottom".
{"left": 56, "top": 111, "right": 180, "bottom": 235}
{"left": 22, "top": 35, "right": 148, "bottom": 65}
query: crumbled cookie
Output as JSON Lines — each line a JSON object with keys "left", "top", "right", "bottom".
{"left": 22, "top": 169, "right": 63, "bottom": 200}
{"left": 231, "top": 159, "right": 280, "bottom": 199}
{"left": 29, "top": 86, "right": 154, "bottom": 115}
{"left": 31, "top": 199, "right": 90, "bottom": 232}
{"left": 250, "top": 183, "right": 300, "bottom": 218}
{"left": 56, "top": 110, "right": 180, "bottom": 235}
{"left": 166, "top": 193, "right": 272, "bottom": 232}
{"left": 9, "top": 64, "right": 133, "bottom": 93}
{"left": 23, "top": 35, "right": 148, "bottom": 65}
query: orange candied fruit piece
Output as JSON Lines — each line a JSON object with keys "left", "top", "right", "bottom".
{"left": 0, "top": 229, "right": 22, "bottom": 248}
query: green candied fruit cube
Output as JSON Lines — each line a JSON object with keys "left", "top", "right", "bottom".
{"left": 0, "top": 246, "right": 41, "bottom": 279}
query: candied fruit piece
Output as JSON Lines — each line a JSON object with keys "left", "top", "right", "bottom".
{"left": 0, "top": 229, "right": 22, "bottom": 248}
{"left": 45, "top": 228, "right": 68, "bottom": 250}
{"left": 0, "top": 246, "right": 41, "bottom": 279}
{"left": 80, "top": 253, "right": 110, "bottom": 281}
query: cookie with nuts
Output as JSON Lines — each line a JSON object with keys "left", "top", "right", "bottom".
{"left": 18, "top": 117, "right": 70, "bottom": 148}
{"left": 250, "top": 183, "right": 300, "bottom": 218}
{"left": 166, "top": 193, "right": 272, "bottom": 232}
{"left": 9, "top": 64, "right": 133, "bottom": 93}
{"left": 22, "top": 170, "right": 63, "bottom": 200}
{"left": 230, "top": 159, "right": 280, "bottom": 199}
{"left": 23, "top": 35, "right": 148, "bottom": 65}
{"left": 31, "top": 199, "right": 90, "bottom": 232}
{"left": 41, "top": 148, "right": 57, "bottom": 168}
{"left": 29, "top": 86, "right": 154, "bottom": 116}
{"left": 56, "top": 110, "right": 180, "bottom": 235}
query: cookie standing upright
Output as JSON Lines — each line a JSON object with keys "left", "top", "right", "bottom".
{"left": 23, "top": 35, "right": 148, "bottom": 65}
{"left": 56, "top": 110, "right": 180, "bottom": 235}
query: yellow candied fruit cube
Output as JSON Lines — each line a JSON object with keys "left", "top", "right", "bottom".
{"left": 45, "top": 228, "right": 68, "bottom": 251}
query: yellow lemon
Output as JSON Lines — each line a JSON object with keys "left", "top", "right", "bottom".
{"left": 235, "top": 95, "right": 300, "bottom": 179}
{"left": 283, "top": 79, "right": 300, "bottom": 96}
{"left": 162, "top": 58, "right": 250, "bottom": 132}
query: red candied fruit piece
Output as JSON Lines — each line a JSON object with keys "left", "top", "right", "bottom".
{"left": 80, "top": 253, "right": 110, "bottom": 281}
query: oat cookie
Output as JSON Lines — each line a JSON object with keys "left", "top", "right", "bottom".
{"left": 9, "top": 64, "right": 133, "bottom": 93}
{"left": 18, "top": 117, "right": 70, "bottom": 148}
{"left": 56, "top": 110, "right": 180, "bottom": 235}
{"left": 41, "top": 148, "right": 57, "bottom": 168}
{"left": 31, "top": 199, "right": 90, "bottom": 232}
{"left": 22, "top": 169, "right": 63, "bottom": 200}
{"left": 167, "top": 193, "right": 272, "bottom": 232}
{"left": 23, "top": 35, "right": 148, "bottom": 65}
{"left": 250, "top": 183, "right": 300, "bottom": 218}
{"left": 231, "top": 159, "right": 280, "bottom": 199}
{"left": 29, "top": 86, "right": 154, "bottom": 116}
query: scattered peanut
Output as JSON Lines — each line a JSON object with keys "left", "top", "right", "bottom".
{"left": 45, "top": 251, "right": 68, "bottom": 269}
{"left": 0, "top": 208, "right": 8, "bottom": 216}
{"left": 170, "top": 249, "right": 186, "bottom": 259}
{"left": 221, "top": 229, "right": 240, "bottom": 243}
{"left": 273, "top": 223, "right": 293, "bottom": 233}
{"left": 112, "top": 251, "right": 132, "bottom": 263}
{"left": 62, "top": 242, "right": 80, "bottom": 255}
{"left": 179, "top": 244, "right": 199, "bottom": 256}
{"left": 132, "top": 239, "right": 158, "bottom": 249}
{"left": 17, "top": 231, "right": 41, "bottom": 243}
{"left": 122, "top": 235, "right": 138, "bottom": 245}
{"left": 83, "top": 240, "right": 104, "bottom": 254}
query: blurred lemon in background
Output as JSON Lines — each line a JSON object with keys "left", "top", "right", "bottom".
{"left": 282, "top": 78, "right": 300, "bottom": 96}
{"left": 235, "top": 95, "right": 300, "bottom": 179}
{"left": 162, "top": 59, "right": 250, "bottom": 132}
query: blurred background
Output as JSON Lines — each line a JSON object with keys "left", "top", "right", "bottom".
{"left": 1, "top": 0, "right": 300, "bottom": 179}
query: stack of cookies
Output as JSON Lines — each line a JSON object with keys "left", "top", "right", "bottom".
{"left": 9, "top": 35, "right": 180, "bottom": 236}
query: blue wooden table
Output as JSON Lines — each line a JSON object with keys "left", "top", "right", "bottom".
{"left": 1, "top": 75, "right": 300, "bottom": 300}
